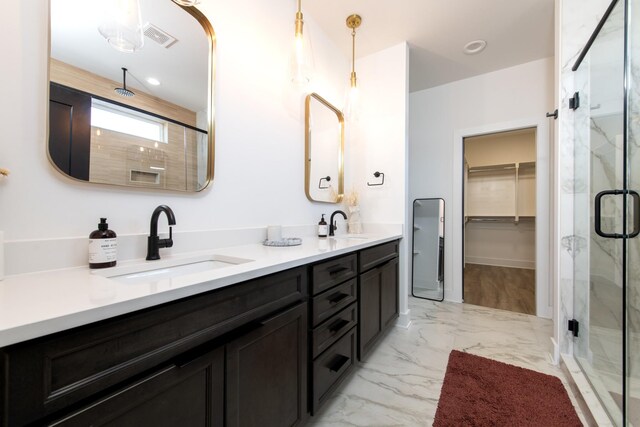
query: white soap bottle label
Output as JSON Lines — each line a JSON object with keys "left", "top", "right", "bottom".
{"left": 318, "top": 225, "right": 328, "bottom": 237}
{"left": 89, "top": 238, "right": 118, "bottom": 263}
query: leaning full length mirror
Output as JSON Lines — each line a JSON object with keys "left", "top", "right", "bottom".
{"left": 412, "top": 198, "right": 445, "bottom": 301}
{"left": 305, "top": 93, "right": 344, "bottom": 203}
{"left": 48, "top": 0, "right": 215, "bottom": 192}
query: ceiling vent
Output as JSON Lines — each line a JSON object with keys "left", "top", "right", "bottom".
{"left": 143, "top": 23, "right": 178, "bottom": 48}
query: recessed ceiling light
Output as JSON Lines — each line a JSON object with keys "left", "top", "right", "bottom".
{"left": 463, "top": 40, "right": 487, "bottom": 55}
{"left": 147, "top": 77, "right": 161, "bottom": 86}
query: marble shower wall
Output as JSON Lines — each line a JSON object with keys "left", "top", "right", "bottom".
{"left": 557, "top": 0, "right": 611, "bottom": 356}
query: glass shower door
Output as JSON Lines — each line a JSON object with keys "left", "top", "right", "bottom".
{"left": 627, "top": 0, "right": 640, "bottom": 422}
{"left": 572, "top": 0, "right": 626, "bottom": 424}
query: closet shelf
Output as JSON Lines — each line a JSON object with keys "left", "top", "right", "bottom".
{"left": 466, "top": 216, "right": 535, "bottom": 224}
{"left": 467, "top": 161, "right": 535, "bottom": 173}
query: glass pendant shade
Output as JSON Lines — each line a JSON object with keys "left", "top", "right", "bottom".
{"left": 344, "top": 81, "right": 360, "bottom": 121}
{"left": 98, "top": 0, "right": 144, "bottom": 53}
{"left": 288, "top": 4, "right": 315, "bottom": 88}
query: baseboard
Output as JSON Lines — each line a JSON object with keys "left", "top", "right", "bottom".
{"left": 395, "top": 309, "right": 411, "bottom": 329}
{"left": 464, "top": 257, "right": 535, "bottom": 270}
{"left": 550, "top": 337, "right": 559, "bottom": 365}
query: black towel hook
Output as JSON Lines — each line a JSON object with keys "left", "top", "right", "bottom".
{"left": 367, "top": 171, "right": 384, "bottom": 186}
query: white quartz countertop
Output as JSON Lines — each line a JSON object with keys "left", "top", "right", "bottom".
{"left": 0, "top": 233, "right": 401, "bottom": 347}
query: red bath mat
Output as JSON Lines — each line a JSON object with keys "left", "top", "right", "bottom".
{"left": 433, "top": 350, "right": 582, "bottom": 426}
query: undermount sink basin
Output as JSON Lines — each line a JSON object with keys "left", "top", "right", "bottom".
{"left": 93, "top": 254, "right": 253, "bottom": 285}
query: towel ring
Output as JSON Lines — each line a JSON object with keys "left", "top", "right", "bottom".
{"left": 319, "top": 176, "right": 331, "bottom": 189}
{"left": 367, "top": 171, "right": 384, "bottom": 186}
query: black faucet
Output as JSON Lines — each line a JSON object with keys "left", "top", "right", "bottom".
{"left": 146, "top": 205, "right": 176, "bottom": 261}
{"left": 329, "top": 210, "right": 348, "bottom": 236}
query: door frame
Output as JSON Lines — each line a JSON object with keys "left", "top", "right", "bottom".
{"left": 453, "top": 118, "right": 552, "bottom": 318}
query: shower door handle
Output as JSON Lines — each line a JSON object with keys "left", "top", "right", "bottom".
{"left": 594, "top": 190, "right": 640, "bottom": 238}
{"left": 595, "top": 190, "right": 624, "bottom": 239}
{"left": 630, "top": 190, "right": 640, "bottom": 238}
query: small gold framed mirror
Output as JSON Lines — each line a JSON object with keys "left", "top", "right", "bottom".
{"left": 305, "top": 93, "right": 344, "bottom": 203}
{"left": 47, "top": 0, "right": 215, "bottom": 192}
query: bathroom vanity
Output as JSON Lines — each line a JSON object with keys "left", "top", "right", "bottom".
{"left": 0, "top": 236, "right": 400, "bottom": 426}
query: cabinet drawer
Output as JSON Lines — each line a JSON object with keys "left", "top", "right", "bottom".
{"left": 311, "top": 327, "right": 356, "bottom": 414}
{"left": 311, "top": 278, "right": 357, "bottom": 327}
{"left": 359, "top": 240, "right": 398, "bottom": 272}
{"left": 311, "top": 303, "right": 357, "bottom": 359}
{"left": 1, "top": 266, "right": 307, "bottom": 427}
{"left": 48, "top": 346, "right": 224, "bottom": 427}
{"left": 311, "top": 253, "right": 357, "bottom": 296}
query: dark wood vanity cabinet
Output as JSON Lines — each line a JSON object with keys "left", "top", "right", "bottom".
{"left": 0, "top": 240, "right": 401, "bottom": 426}
{"left": 0, "top": 267, "right": 307, "bottom": 427}
{"left": 358, "top": 241, "right": 399, "bottom": 360}
{"left": 308, "top": 254, "right": 359, "bottom": 414}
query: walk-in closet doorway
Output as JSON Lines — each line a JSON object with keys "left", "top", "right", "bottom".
{"left": 451, "top": 119, "right": 552, "bottom": 320}
{"left": 462, "top": 129, "right": 537, "bottom": 315}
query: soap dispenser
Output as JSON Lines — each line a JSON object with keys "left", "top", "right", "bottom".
{"left": 318, "top": 214, "right": 328, "bottom": 238}
{"left": 89, "top": 218, "right": 117, "bottom": 269}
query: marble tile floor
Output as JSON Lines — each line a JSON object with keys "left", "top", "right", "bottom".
{"left": 310, "top": 297, "right": 587, "bottom": 426}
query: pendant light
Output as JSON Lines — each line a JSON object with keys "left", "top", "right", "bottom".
{"left": 344, "top": 14, "right": 362, "bottom": 120}
{"left": 289, "top": 0, "right": 315, "bottom": 87}
{"left": 98, "top": 0, "right": 144, "bottom": 53}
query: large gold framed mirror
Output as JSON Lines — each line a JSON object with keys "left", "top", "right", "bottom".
{"left": 305, "top": 93, "right": 344, "bottom": 203}
{"left": 48, "top": 0, "right": 215, "bottom": 192}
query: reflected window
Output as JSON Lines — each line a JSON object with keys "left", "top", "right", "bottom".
{"left": 91, "top": 99, "right": 167, "bottom": 143}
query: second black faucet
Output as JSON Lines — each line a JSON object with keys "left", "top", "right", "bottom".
{"left": 329, "top": 210, "right": 348, "bottom": 236}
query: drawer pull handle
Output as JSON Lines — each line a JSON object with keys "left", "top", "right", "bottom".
{"left": 328, "top": 319, "right": 350, "bottom": 333}
{"left": 328, "top": 354, "right": 350, "bottom": 372}
{"left": 328, "top": 266, "right": 349, "bottom": 276}
{"left": 328, "top": 292, "right": 349, "bottom": 305}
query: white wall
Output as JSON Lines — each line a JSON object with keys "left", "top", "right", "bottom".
{"left": 349, "top": 43, "right": 410, "bottom": 325}
{"left": 465, "top": 222, "right": 536, "bottom": 269}
{"left": 409, "top": 57, "right": 554, "bottom": 305}
{"left": 0, "top": 1, "right": 350, "bottom": 251}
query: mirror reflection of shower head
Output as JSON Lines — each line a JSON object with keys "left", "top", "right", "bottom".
{"left": 115, "top": 67, "right": 135, "bottom": 97}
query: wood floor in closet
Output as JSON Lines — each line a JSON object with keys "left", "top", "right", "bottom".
{"left": 463, "top": 264, "right": 535, "bottom": 315}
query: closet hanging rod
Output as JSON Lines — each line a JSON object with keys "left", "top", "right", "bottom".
{"left": 468, "top": 166, "right": 515, "bottom": 173}
{"left": 468, "top": 161, "right": 535, "bottom": 173}
{"left": 467, "top": 216, "right": 534, "bottom": 223}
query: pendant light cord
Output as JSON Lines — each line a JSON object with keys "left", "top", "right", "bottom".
{"left": 346, "top": 14, "right": 361, "bottom": 88}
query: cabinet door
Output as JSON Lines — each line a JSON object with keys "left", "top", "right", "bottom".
{"left": 380, "top": 257, "right": 399, "bottom": 329}
{"left": 226, "top": 303, "right": 308, "bottom": 427}
{"left": 49, "top": 346, "right": 224, "bottom": 427}
{"left": 359, "top": 267, "right": 382, "bottom": 359}
{"left": 358, "top": 257, "right": 399, "bottom": 360}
